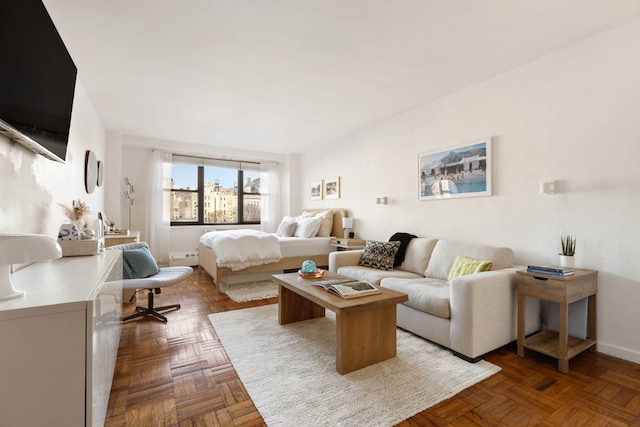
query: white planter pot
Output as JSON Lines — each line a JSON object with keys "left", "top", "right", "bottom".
{"left": 559, "top": 255, "right": 575, "bottom": 268}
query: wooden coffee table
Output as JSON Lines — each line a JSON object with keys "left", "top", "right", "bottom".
{"left": 272, "top": 272, "right": 408, "bottom": 374}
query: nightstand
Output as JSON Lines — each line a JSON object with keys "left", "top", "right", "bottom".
{"left": 516, "top": 268, "right": 598, "bottom": 373}
{"left": 330, "top": 238, "right": 366, "bottom": 251}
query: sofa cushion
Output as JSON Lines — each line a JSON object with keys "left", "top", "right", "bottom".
{"left": 447, "top": 255, "right": 492, "bottom": 283}
{"left": 359, "top": 240, "right": 401, "bottom": 271}
{"left": 381, "top": 277, "right": 451, "bottom": 319}
{"left": 336, "top": 266, "right": 423, "bottom": 286}
{"left": 396, "top": 238, "right": 438, "bottom": 275}
{"left": 424, "top": 240, "right": 514, "bottom": 280}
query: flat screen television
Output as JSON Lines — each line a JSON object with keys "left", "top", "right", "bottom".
{"left": 0, "top": 0, "right": 77, "bottom": 163}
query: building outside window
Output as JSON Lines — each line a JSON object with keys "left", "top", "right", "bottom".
{"left": 170, "top": 155, "right": 261, "bottom": 225}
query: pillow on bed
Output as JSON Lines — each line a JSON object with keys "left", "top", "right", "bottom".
{"left": 314, "top": 210, "right": 334, "bottom": 237}
{"left": 276, "top": 219, "right": 297, "bottom": 237}
{"left": 294, "top": 216, "right": 322, "bottom": 238}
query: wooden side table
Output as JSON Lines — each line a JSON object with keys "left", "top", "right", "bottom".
{"left": 516, "top": 268, "right": 598, "bottom": 373}
{"left": 330, "top": 237, "right": 366, "bottom": 251}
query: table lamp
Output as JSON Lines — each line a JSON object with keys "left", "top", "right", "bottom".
{"left": 0, "top": 234, "right": 62, "bottom": 301}
{"left": 342, "top": 217, "right": 354, "bottom": 238}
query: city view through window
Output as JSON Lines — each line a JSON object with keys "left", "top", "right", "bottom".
{"left": 171, "top": 163, "right": 261, "bottom": 224}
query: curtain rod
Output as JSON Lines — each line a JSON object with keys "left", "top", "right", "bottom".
{"left": 172, "top": 153, "right": 262, "bottom": 165}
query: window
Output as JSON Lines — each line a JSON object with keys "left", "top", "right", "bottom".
{"left": 170, "top": 156, "right": 261, "bottom": 225}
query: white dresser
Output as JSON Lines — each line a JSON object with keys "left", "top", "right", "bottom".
{"left": 0, "top": 251, "right": 122, "bottom": 427}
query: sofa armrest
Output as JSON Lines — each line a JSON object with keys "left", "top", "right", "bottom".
{"left": 328, "top": 250, "right": 364, "bottom": 273}
{"left": 449, "top": 267, "right": 535, "bottom": 359}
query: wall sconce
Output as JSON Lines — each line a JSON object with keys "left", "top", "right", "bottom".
{"left": 0, "top": 234, "right": 62, "bottom": 300}
{"left": 342, "top": 217, "right": 354, "bottom": 238}
{"left": 123, "top": 177, "right": 135, "bottom": 231}
{"left": 539, "top": 181, "right": 557, "bottom": 194}
{"left": 376, "top": 197, "right": 388, "bottom": 205}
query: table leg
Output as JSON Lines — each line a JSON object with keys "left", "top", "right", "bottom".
{"left": 517, "top": 293, "right": 526, "bottom": 357}
{"left": 336, "top": 304, "right": 397, "bottom": 374}
{"left": 558, "top": 302, "right": 569, "bottom": 373}
{"left": 278, "top": 284, "right": 325, "bottom": 325}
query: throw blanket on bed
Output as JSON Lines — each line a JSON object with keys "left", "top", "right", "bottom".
{"left": 200, "top": 230, "right": 282, "bottom": 271}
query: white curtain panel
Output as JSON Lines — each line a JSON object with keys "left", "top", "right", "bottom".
{"left": 145, "top": 150, "right": 172, "bottom": 263}
{"left": 260, "top": 161, "right": 280, "bottom": 233}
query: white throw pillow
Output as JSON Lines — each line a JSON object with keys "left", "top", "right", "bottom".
{"left": 314, "top": 210, "right": 334, "bottom": 237}
{"left": 276, "top": 219, "right": 297, "bottom": 237}
{"left": 294, "top": 217, "right": 322, "bottom": 238}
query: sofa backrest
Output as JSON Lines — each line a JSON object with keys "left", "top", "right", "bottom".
{"left": 424, "top": 240, "right": 514, "bottom": 280}
{"left": 397, "top": 237, "right": 438, "bottom": 275}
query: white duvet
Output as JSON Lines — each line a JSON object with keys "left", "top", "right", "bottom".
{"left": 200, "top": 229, "right": 282, "bottom": 271}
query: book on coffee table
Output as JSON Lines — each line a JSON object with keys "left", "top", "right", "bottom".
{"left": 312, "top": 278, "right": 381, "bottom": 299}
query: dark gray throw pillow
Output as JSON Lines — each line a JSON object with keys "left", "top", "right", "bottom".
{"left": 359, "top": 240, "right": 401, "bottom": 271}
{"left": 123, "top": 246, "right": 160, "bottom": 279}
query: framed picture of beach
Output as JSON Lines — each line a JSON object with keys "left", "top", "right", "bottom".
{"left": 324, "top": 176, "right": 340, "bottom": 199}
{"left": 309, "top": 179, "right": 323, "bottom": 201}
{"left": 418, "top": 137, "right": 492, "bottom": 201}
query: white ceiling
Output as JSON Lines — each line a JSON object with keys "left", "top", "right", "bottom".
{"left": 44, "top": 0, "right": 640, "bottom": 154}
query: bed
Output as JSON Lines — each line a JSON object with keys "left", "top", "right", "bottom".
{"left": 199, "top": 208, "right": 346, "bottom": 292}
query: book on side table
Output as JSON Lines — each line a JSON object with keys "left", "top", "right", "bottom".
{"left": 312, "top": 278, "right": 381, "bottom": 299}
{"left": 526, "top": 265, "right": 575, "bottom": 276}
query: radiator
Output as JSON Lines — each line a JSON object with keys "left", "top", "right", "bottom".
{"left": 169, "top": 252, "right": 199, "bottom": 266}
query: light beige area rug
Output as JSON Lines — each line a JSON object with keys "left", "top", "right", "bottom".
{"left": 208, "top": 304, "right": 500, "bottom": 427}
{"left": 223, "top": 280, "right": 278, "bottom": 302}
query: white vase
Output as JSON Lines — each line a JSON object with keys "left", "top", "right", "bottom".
{"left": 559, "top": 255, "right": 575, "bottom": 268}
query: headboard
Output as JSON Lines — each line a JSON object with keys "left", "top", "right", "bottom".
{"left": 302, "top": 208, "right": 347, "bottom": 238}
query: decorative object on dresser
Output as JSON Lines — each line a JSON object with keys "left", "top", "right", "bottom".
{"left": 0, "top": 233, "right": 62, "bottom": 301}
{"left": 419, "top": 137, "right": 492, "bottom": 200}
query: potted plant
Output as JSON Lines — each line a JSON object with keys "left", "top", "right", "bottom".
{"left": 559, "top": 235, "right": 576, "bottom": 268}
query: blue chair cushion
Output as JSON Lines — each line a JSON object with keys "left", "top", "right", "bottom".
{"left": 123, "top": 246, "right": 160, "bottom": 279}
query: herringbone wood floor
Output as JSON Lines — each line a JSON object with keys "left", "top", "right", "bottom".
{"left": 105, "top": 267, "right": 640, "bottom": 426}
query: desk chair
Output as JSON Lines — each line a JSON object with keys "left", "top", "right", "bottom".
{"left": 106, "top": 242, "right": 192, "bottom": 322}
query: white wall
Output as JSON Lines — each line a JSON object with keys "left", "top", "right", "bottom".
{"left": 297, "top": 19, "right": 640, "bottom": 364}
{"left": 0, "top": 81, "right": 106, "bottom": 237}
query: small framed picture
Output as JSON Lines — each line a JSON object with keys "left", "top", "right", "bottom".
{"left": 309, "top": 179, "right": 323, "bottom": 200}
{"left": 324, "top": 176, "right": 340, "bottom": 199}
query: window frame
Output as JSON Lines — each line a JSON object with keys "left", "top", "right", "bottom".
{"left": 170, "top": 156, "right": 261, "bottom": 226}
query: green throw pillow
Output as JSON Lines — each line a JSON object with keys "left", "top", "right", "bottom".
{"left": 447, "top": 255, "right": 492, "bottom": 283}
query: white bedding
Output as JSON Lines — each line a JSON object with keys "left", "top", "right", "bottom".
{"left": 200, "top": 230, "right": 332, "bottom": 270}
{"left": 200, "top": 229, "right": 282, "bottom": 271}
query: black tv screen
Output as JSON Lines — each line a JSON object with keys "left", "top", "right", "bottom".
{"left": 0, "top": 0, "right": 77, "bottom": 162}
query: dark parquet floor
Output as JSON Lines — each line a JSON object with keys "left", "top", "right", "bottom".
{"left": 105, "top": 267, "right": 640, "bottom": 426}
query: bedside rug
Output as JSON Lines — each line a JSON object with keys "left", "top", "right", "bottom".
{"left": 208, "top": 305, "right": 500, "bottom": 427}
{"left": 222, "top": 280, "right": 278, "bottom": 302}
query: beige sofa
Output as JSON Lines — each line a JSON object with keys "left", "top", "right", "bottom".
{"left": 329, "top": 238, "right": 540, "bottom": 361}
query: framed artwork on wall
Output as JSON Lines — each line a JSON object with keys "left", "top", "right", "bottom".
{"left": 309, "top": 179, "right": 323, "bottom": 200}
{"left": 418, "top": 137, "right": 492, "bottom": 201}
{"left": 324, "top": 176, "right": 340, "bottom": 199}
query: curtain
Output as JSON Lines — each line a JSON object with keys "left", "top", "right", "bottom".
{"left": 145, "top": 150, "right": 172, "bottom": 263}
{"left": 260, "top": 161, "right": 280, "bottom": 233}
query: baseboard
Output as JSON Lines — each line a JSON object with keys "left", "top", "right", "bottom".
{"left": 597, "top": 342, "right": 640, "bottom": 364}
